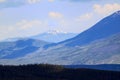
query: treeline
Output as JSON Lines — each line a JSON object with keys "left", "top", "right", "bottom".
{"left": 0, "top": 64, "right": 120, "bottom": 80}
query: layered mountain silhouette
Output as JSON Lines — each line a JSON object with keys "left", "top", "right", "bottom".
{"left": 0, "top": 39, "right": 49, "bottom": 59}
{"left": 0, "top": 11, "right": 120, "bottom": 66}
{"left": 2, "top": 32, "right": 118, "bottom": 65}
{"left": 3, "top": 30, "right": 77, "bottom": 43}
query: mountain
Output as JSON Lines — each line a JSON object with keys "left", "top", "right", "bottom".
{"left": 0, "top": 39, "right": 50, "bottom": 59}
{"left": 31, "top": 30, "right": 78, "bottom": 43}
{"left": 0, "top": 11, "right": 120, "bottom": 65}
{"left": 1, "top": 33, "right": 120, "bottom": 65}
{"left": 2, "top": 38, "right": 21, "bottom": 42}
{"left": 47, "top": 11, "right": 120, "bottom": 47}
{"left": 29, "top": 33, "right": 120, "bottom": 65}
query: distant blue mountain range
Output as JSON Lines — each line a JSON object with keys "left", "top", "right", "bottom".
{"left": 3, "top": 30, "right": 78, "bottom": 43}
{"left": 0, "top": 39, "right": 49, "bottom": 59}
{"left": 31, "top": 30, "right": 78, "bottom": 43}
{"left": 0, "top": 11, "right": 120, "bottom": 66}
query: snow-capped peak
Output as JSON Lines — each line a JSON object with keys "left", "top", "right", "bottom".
{"left": 111, "top": 10, "right": 120, "bottom": 18}
{"left": 47, "top": 30, "right": 67, "bottom": 34}
{"left": 115, "top": 10, "right": 120, "bottom": 15}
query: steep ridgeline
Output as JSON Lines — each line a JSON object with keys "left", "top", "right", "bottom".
{"left": 0, "top": 39, "right": 50, "bottom": 59}
{"left": 45, "top": 11, "right": 120, "bottom": 47}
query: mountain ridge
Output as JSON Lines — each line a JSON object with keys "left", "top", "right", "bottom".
{"left": 0, "top": 38, "right": 50, "bottom": 59}
{"left": 0, "top": 32, "right": 120, "bottom": 65}
{"left": 31, "top": 30, "right": 78, "bottom": 43}
{"left": 50, "top": 10, "right": 120, "bottom": 47}
{"left": 0, "top": 11, "right": 120, "bottom": 65}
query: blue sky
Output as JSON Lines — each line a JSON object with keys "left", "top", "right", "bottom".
{"left": 0, "top": 0, "right": 120, "bottom": 40}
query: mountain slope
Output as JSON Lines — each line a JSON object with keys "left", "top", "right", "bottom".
{"left": 1, "top": 33, "right": 120, "bottom": 65}
{"left": 0, "top": 39, "right": 50, "bottom": 59}
{"left": 28, "top": 33, "right": 120, "bottom": 65}
{"left": 51, "top": 11, "right": 120, "bottom": 47}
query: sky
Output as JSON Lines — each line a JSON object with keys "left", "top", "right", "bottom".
{"left": 0, "top": 0, "right": 120, "bottom": 40}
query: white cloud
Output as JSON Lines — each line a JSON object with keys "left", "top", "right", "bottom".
{"left": 73, "top": 3, "right": 120, "bottom": 34}
{"left": 0, "top": 0, "right": 42, "bottom": 9}
{"left": 93, "top": 3, "right": 120, "bottom": 16}
{"left": 0, "top": 20, "right": 48, "bottom": 41}
{"left": 27, "top": 0, "right": 41, "bottom": 4}
{"left": 0, "top": 0, "right": 6, "bottom": 3}
{"left": 16, "top": 20, "right": 42, "bottom": 30}
{"left": 49, "top": 12, "right": 63, "bottom": 19}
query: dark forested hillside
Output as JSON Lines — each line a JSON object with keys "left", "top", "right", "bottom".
{"left": 0, "top": 64, "right": 120, "bottom": 80}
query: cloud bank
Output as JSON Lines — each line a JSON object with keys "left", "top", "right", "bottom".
{"left": 94, "top": 3, "right": 120, "bottom": 16}
{"left": 0, "top": 19, "right": 48, "bottom": 40}
{"left": 49, "top": 12, "right": 63, "bottom": 19}
{"left": 0, "top": 0, "right": 41, "bottom": 9}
